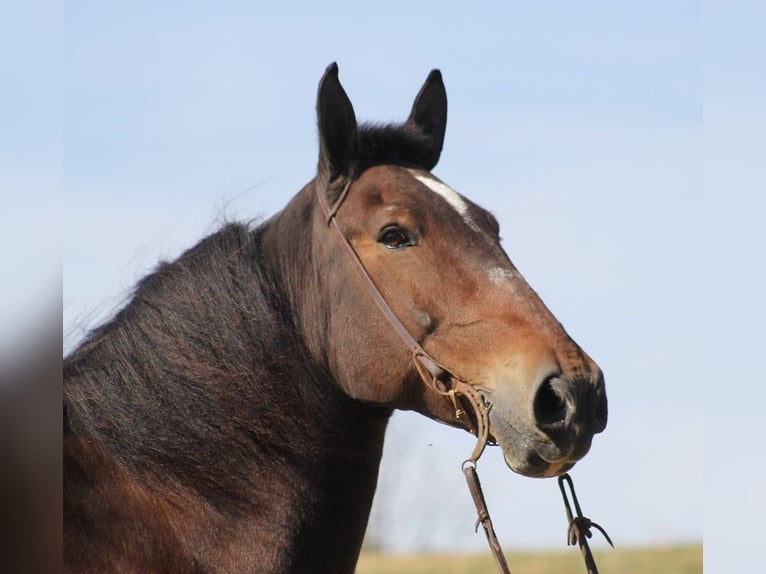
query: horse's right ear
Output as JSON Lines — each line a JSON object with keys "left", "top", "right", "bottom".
{"left": 317, "top": 63, "right": 357, "bottom": 180}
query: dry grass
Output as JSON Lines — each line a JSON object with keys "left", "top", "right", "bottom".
{"left": 356, "top": 544, "right": 702, "bottom": 574}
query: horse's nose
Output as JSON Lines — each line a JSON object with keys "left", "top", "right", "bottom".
{"left": 532, "top": 373, "right": 607, "bottom": 441}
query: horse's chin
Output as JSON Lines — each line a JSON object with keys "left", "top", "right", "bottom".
{"left": 500, "top": 448, "right": 576, "bottom": 478}
{"left": 487, "top": 407, "right": 579, "bottom": 479}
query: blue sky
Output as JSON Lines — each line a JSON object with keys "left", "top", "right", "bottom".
{"left": 0, "top": 1, "right": 61, "bottom": 357}
{"left": 25, "top": 0, "right": 758, "bottom": 565}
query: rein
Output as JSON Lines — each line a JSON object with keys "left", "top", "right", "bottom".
{"left": 317, "top": 177, "right": 611, "bottom": 573}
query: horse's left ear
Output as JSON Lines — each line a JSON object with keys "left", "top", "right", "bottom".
{"left": 406, "top": 69, "right": 448, "bottom": 170}
{"left": 317, "top": 62, "right": 358, "bottom": 181}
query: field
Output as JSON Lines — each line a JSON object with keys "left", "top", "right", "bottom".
{"left": 357, "top": 544, "right": 702, "bottom": 574}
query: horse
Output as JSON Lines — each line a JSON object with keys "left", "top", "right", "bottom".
{"left": 64, "top": 63, "right": 607, "bottom": 573}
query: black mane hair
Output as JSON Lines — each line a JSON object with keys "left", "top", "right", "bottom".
{"left": 354, "top": 122, "right": 443, "bottom": 172}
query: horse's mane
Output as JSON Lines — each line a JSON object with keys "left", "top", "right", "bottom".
{"left": 355, "top": 122, "right": 441, "bottom": 172}
{"left": 65, "top": 223, "right": 368, "bottom": 509}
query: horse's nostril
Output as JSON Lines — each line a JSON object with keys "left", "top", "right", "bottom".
{"left": 533, "top": 377, "right": 572, "bottom": 431}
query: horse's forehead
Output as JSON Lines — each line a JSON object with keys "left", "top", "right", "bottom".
{"left": 392, "top": 168, "right": 481, "bottom": 233}
{"left": 406, "top": 169, "right": 470, "bottom": 219}
{"left": 358, "top": 165, "right": 477, "bottom": 229}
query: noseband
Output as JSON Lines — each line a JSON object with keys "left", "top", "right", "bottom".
{"left": 317, "top": 176, "right": 610, "bottom": 574}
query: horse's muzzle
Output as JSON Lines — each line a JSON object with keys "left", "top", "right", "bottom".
{"left": 486, "top": 369, "right": 607, "bottom": 478}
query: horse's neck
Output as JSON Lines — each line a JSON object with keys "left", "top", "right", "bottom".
{"left": 249, "top": 184, "right": 394, "bottom": 571}
{"left": 259, "top": 182, "right": 331, "bottom": 362}
{"left": 65, "top": 347, "right": 390, "bottom": 573}
{"left": 64, "top": 220, "right": 392, "bottom": 573}
{"left": 64, "top": 405, "right": 388, "bottom": 573}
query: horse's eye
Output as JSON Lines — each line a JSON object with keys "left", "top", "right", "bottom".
{"left": 378, "top": 225, "right": 414, "bottom": 250}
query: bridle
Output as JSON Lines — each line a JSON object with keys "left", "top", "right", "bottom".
{"left": 317, "top": 175, "right": 611, "bottom": 573}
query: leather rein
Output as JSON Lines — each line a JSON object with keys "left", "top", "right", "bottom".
{"left": 317, "top": 176, "right": 610, "bottom": 573}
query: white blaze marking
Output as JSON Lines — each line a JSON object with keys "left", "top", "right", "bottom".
{"left": 408, "top": 170, "right": 475, "bottom": 228}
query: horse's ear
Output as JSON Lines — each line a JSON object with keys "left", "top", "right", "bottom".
{"left": 317, "top": 62, "right": 357, "bottom": 180}
{"left": 406, "top": 69, "right": 447, "bottom": 170}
